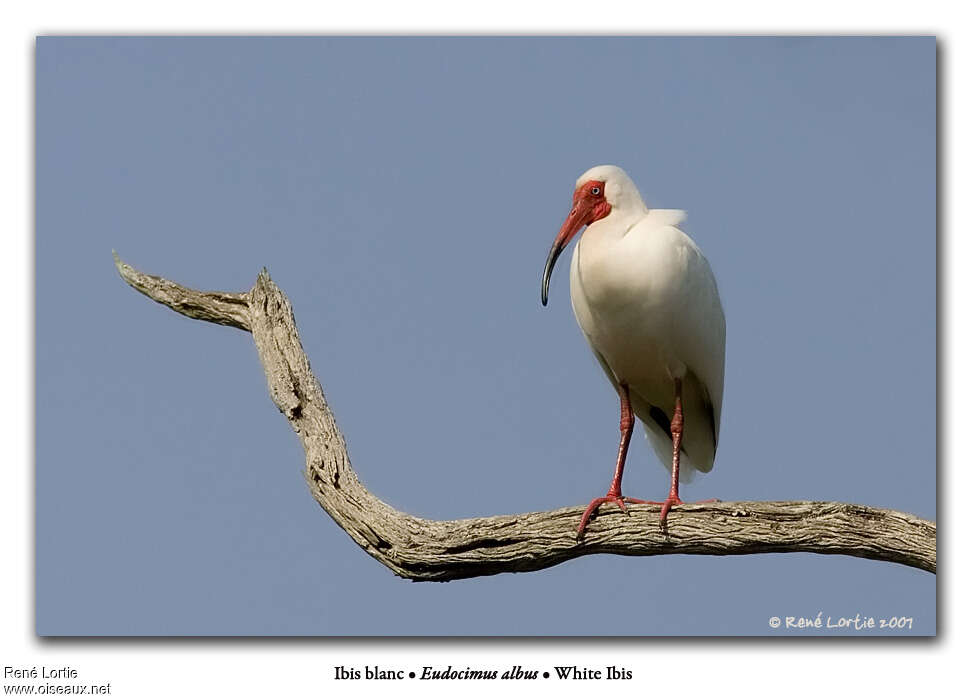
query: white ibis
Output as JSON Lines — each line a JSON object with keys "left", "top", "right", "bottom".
{"left": 541, "top": 165, "right": 726, "bottom": 535}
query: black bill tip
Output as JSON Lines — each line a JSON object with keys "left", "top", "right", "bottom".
{"left": 541, "top": 242, "right": 563, "bottom": 307}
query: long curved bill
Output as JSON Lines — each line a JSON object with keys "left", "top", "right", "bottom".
{"left": 541, "top": 200, "right": 595, "bottom": 306}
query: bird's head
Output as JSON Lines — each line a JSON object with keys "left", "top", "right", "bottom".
{"left": 541, "top": 165, "right": 641, "bottom": 306}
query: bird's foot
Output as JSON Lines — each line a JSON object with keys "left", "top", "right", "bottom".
{"left": 659, "top": 496, "right": 683, "bottom": 522}
{"left": 642, "top": 496, "right": 721, "bottom": 523}
{"left": 577, "top": 494, "right": 652, "bottom": 536}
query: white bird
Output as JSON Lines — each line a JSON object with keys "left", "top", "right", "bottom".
{"left": 541, "top": 165, "right": 726, "bottom": 535}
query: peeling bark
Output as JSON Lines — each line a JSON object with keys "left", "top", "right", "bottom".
{"left": 114, "top": 254, "right": 937, "bottom": 580}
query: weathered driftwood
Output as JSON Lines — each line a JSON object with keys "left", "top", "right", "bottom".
{"left": 113, "top": 254, "right": 937, "bottom": 580}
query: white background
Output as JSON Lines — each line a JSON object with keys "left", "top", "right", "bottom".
{"left": 2, "top": 2, "right": 964, "bottom": 698}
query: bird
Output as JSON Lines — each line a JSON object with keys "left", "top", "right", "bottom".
{"left": 541, "top": 165, "right": 726, "bottom": 535}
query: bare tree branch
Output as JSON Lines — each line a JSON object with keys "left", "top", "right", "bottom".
{"left": 113, "top": 254, "right": 937, "bottom": 579}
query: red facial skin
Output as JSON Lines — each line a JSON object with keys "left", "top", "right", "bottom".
{"left": 555, "top": 179, "right": 612, "bottom": 250}
{"left": 540, "top": 180, "right": 611, "bottom": 306}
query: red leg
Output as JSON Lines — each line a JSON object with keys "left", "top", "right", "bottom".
{"left": 577, "top": 382, "right": 651, "bottom": 535}
{"left": 649, "top": 377, "right": 719, "bottom": 523}
{"left": 659, "top": 377, "right": 685, "bottom": 521}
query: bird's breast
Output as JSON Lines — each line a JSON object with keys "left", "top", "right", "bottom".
{"left": 569, "top": 223, "right": 698, "bottom": 385}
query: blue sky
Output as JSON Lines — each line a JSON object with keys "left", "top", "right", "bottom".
{"left": 36, "top": 36, "right": 935, "bottom": 635}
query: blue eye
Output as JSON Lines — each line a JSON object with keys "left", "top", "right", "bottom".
{"left": 591, "top": 187, "right": 601, "bottom": 195}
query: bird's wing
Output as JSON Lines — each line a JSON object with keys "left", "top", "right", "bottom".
{"left": 671, "top": 225, "right": 726, "bottom": 449}
{"left": 619, "top": 216, "right": 727, "bottom": 471}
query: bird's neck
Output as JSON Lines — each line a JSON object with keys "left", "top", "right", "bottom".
{"left": 589, "top": 203, "right": 649, "bottom": 242}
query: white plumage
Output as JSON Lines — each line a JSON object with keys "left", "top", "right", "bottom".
{"left": 542, "top": 165, "right": 725, "bottom": 531}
